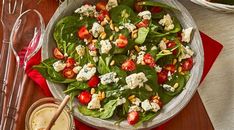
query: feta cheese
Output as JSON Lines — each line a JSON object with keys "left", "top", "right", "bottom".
{"left": 141, "top": 99, "right": 152, "bottom": 111}
{"left": 76, "top": 45, "right": 85, "bottom": 57}
{"left": 138, "top": 11, "right": 152, "bottom": 20}
{"left": 87, "top": 94, "right": 101, "bottom": 110}
{"left": 117, "top": 98, "right": 126, "bottom": 106}
{"left": 159, "top": 14, "right": 175, "bottom": 31}
{"left": 76, "top": 64, "right": 96, "bottom": 81}
{"left": 159, "top": 40, "right": 167, "bottom": 50}
{"left": 181, "top": 27, "right": 193, "bottom": 43}
{"left": 100, "top": 40, "right": 112, "bottom": 54}
{"left": 137, "top": 51, "right": 145, "bottom": 64}
{"left": 64, "top": 53, "right": 68, "bottom": 57}
{"left": 89, "top": 50, "right": 97, "bottom": 57}
{"left": 91, "top": 22, "right": 104, "bottom": 38}
{"left": 106, "top": 0, "right": 118, "bottom": 11}
{"left": 73, "top": 66, "right": 82, "bottom": 74}
{"left": 93, "top": 56, "right": 99, "bottom": 63}
{"left": 185, "top": 46, "right": 194, "bottom": 56}
{"left": 123, "top": 23, "right": 136, "bottom": 32}
{"left": 151, "top": 102, "right": 160, "bottom": 112}
{"left": 99, "top": 72, "right": 119, "bottom": 85}
{"left": 75, "top": 4, "right": 97, "bottom": 17}
{"left": 53, "top": 60, "right": 66, "bottom": 72}
{"left": 126, "top": 72, "right": 148, "bottom": 89}
{"left": 132, "top": 98, "right": 141, "bottom": 106}
{"left": 129, "top": 105, "right": 141, "bottom": 112}
{"left": 162, "top": 84, "right": 175, "bottom": 92}
{"left": 140, "top": 46, "right": 147, "bottom": 51}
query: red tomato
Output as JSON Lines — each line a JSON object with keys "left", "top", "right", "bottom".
{"left": 121, "top": 59, "right": 136, "bottom": 71}
{"left": 151, "top": 97, "right": 163, "bottom": 108}
{"left": 181, "top": 58, "right": 193, "bottom": 71}
{"left": 78, "top": 26, "right": 92, "bottom": 40}
{"left": 88, "top": 75, "right": 100, "bottom": 88}
{"left": 136, "top": 19, "right": 150, "bottom": 28}
{"left": 78, "top": 91, "right": 92, "bottom": 105}
{"left": 164, "top": 64, "right": 176, "bottom": 74}
{"left": 116, "top": 34, "right": 128, "bottom": 48}
{"left": 97, "top": 10, "right": 109, "bottom": 21}
{"left": 150, "top": 6, "right": 162, "bottom": 13}
{"left": 167, "top": 41, "right": 177, "bottom": 55}
{"left": 143, "top": 53, "right": 156, "bottom": 67}
{"left": 127, "top": 111, "right": 139, "bottom": 125}
{"left": 53, "top": 48, "right": 64, "bottom": 60}
{"left": 134, "top": 2, "right": 143, "bottom": 12}
{"left": 66, "top": 57, "right": 76, "bottom": 68}
{"left": 63, "top": 68, "right": 75, "bottom": 79}
{"left": 96, "top": 1, "right": 107, "bottom": 11}
{"left": 157, "top": 70, "right": 168, "bottom": 84}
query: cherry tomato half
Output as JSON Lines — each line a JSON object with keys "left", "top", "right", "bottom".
{"left": 78, "top": 91, "right": 92, "bottom": 105}
{"left": 53, "top": 48, "right": 64, "bottom": 60}
{"left": 122, "top": 59, "right": 136, "bottom": 71}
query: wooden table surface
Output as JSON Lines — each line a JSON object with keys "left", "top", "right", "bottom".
{"left": 0, "top": 0, "right": 213, "bottom": 130}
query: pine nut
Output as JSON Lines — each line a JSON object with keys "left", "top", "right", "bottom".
{"left": 100, "top": 32, "right": 107, "bottom": 39}
{"left": 110, "top": 23, "right": 115, "bottom": 30}
{"left": 178, "top": 66, "right": 182, "bottom": 73}
{"left": 110, "top": 60, "right": 115, "bottom": 66}
{"left": 105, "top": 15, "right": 110, "bottom": 21}
{"left": 101, "top": 21, "right": 107, "bottom": 26}
{"left": 101, "top": 92, "right": 105, "bottom": 99}
{"left": 114, "top": 27, "right": 120, "bottom": 32}
{"left": 134, "top": 45, "right": 140, "bottom": 52}
{"left": 173, "top": 83, "right": 179, "bottom": 89}
{"left": 131, "top": 32, "right": 138, "bottom": 39}
{"left": 173, "top": 59, "right": 177, "bottom": 65}
{"left": 109, "top": 35, "right": 114, "bottom": 41}
{"left": 128, "top": 95, "right": 135, "bottom": 100}
{"left": 91, "top": 88, "right": 95, "bottom": 94}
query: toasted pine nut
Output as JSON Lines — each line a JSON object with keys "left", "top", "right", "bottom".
{"left": 100, "top": 32, "right": 107, "bottom": 39}
{"left": 91, "top": 88, "right": 95, "bottom": 94}
{"left": 173, "top": 83, "right": 179, "bottom": 89}
{"left": 134, "top": 45, "right": 140, "bottom": 52}
{"left": 180, "top": 72, "right": 185, "bottom": 75}
{"left": 131, "top": 32, "right": 138, "bottom": 39}
{"left": 128, "top": 95, "right": 135, "bottom": 100}
{"left": 87, "top": 63, "right": 94, "bottom": 67}
{"left": 109, "top": 35, "right": 114, "bottom": 41}
{"left": 101, "top": 21, "right": 107, "bottom": 26}
{"left": 110, "top": 60, "right": 115, "bottom": 66}
{"left": 114, "top": 27, "right": 119, "bottom": 32}
{"left": 178, "top": 67, "right": 182, "bottom": 73}
{"left": 130, "top": 98, "right": 136, "bottom": 102}
{"left": 162, "top": 37, "right": 167, "bottom": 42}
{"left": 101, "top": 92, "right": 105, "bottom": 99}
{"left": 173, "top": 59, "right": 177, "bottom": 65}
{"left": 110, "top": 23, "right": 115, "bottom": 30}
{"left": 105, "top": 15, "right": 110, "bottom": 21}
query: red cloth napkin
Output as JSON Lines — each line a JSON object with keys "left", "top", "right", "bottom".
{"left": 25, "top": 32, "right": 223, "bottom": 130}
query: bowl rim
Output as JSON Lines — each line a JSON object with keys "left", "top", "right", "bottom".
{"left": 42, "top": 0, "right": 204, "bottom": 129}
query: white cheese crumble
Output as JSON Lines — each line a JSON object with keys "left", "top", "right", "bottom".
{"left": 123, "top": 23, "right": 136, "bottom": 32}
{"left": 136, "top": 51, "right": 146, "bottom": 64}
{"left": 75, "top": 4, "right": 97, "bottom": 17}
{"left": 132, "top": 98, "right": 141, "bottom": 106}
{"left": 126, "top": 72, "right": 148, "bottom": 89}
{"left": 141, "top": 99, "right": 152, "bottom": 111}
{"left": 106, "top": 0, "right": 118, "bottom": 11}
{"left": 155, "top": 65, "right": 162, "bottom": 73}
{"left": 87, "top": 94, "right": 101, "bottom": 110}
{"left": 151, "top": 102, "right": 160, "bottom": 112}
{"left": 181, "top": 27, "right": 193, "bottom": 43}
{"left": 76, "top": 45, "right": 85, "bottom": 57}
{"left": 93, "top": 56, "right": 99, "bottom": 63}
{"left": 151, "top": 46, "right": 157, "bottom": 51}
{"left": 99, "top": 72, "right": 119, "bottom": 85}
{"left": 138, "top": 11, "right": 152, "bottom": 20}
{"left": 129, "top": 105, "right": 141, "bottom": 112}
{"left": 178, "top": 45, "right": 194, "bottom": 61}
{"left": 163, "top": 84, "right": 175, "bottom": 92}
{"left": 159, "top": 14, "right": 175, "bottom": 31}
{"left": 159, "top": 40, "right": 167, "bottom": 50}
{"left": 73, "top": 66, "right": 82, "bottom": 74}
{"left": 168, "top": 71, "right": 172, "bottom": 81}
{"left": 76, "top": 64, "right": 96, "bottom": 81}
{"left": 53, "top": 61, "right": 66, "bottom": 72}
{"left": 89, "top": 50, "right": 97, "bottom": 57}
{"left": 140, "top": 46, "right": 147, "bottom": 51}
{"left": 91, "top": 22, "right": 104, "bottom": 38}
{"left": 117, "top": 98, "right": 126, "bottom": 106}
{"left": 100, "top": 40, "right": 112, "bottom": 54}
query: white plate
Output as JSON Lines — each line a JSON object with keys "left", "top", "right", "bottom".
{"left": 42, "top": 0, "right": 204, "bottom": 129}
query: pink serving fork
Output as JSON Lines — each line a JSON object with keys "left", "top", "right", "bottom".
{"left": 0, "top": 0, "right": 23, "bottom": 127}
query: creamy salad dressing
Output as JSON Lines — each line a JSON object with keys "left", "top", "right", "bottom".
{"left": 29, "top": 103, "right": 70, "bottom": 130}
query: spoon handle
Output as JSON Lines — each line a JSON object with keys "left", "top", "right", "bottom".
{"left": 1, "top": 63, "right": 27, "bottom": 130}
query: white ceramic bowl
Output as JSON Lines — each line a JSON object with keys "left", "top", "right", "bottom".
{"left": 42, "top": 0, "right": 204, "bottom": 129}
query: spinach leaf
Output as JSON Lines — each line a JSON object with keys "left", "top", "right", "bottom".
{"left": 78, "top": 106, "right": 101, "bottom": 118}
{"left": 64, "top": 82, "right": 89, "bottom": 94}
{"left": 137, "top": 0, "right": 178, "bottom": 11}
{"left": 118, "top": 0, "right": 135, "bottom": 7}
{"left": 97, "top": 56, "right": 112, "bottom": 74}
{"left": 134, "top": 112, "right": 158, "bottom": 127}
{"left": 111, "top": 55, "right": 128, "bottom": 66}
{"left": 135, "top": 27, "right": 150, "bottom": 44}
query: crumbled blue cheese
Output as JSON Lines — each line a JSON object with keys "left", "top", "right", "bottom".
{"left": 99, "top": 72, "right": 119, "bottom": 85}
{"left": 151, "top": 102, "right": 160, "bottom": 112}
{"left": 132, "top": 98, "right": 141, "bottom": 106}
{"left": 178, "top": 45, "right": 194, "bottom": 61}
{"left": 100, "top": 40, "right": 112, "bottom": 54}
{"left": 91, "top": 22, "right": 104, "bottom": 38}
{"left": 76, "top": 45, "right": 85, "bottom": 57}
{"left": 129, "top": 105, "right": 141, "bottom": 112}
{"left": 159, "top": 14, "right": 175, "bottom": 31}
{"left": 106, "top": 0, "right": 118, "bottom": 11}
{"left": 141, "top": 99, "right": 152, "bottom": 111}
{"left": 75, "top": 4, "right": 97, "bottom": 17}
{"left": 87, "top": 94, "right": 101, "bottom": 110}
{"left": 117, "top": 98, "right": 126, "bottom": 106}
{"left": 76, "top": 64, "right": 96, "bottom": 81}
{"left": 163, "top": 84, "right": 175, "bottom": 92}
{"left": 72, "top": 66, "right": 82, "bottom": 74}
{"left": 159, "top": 40, "right": 167, "bottom": 50}
{"left": 181, "top": 27, "right": 193, "bottom": 43}
{"left": 155, "top": 65, "right": 162, "bottom": 73}
{"left": 126, "top": 72, "right": 148, "bottom": 89}
{"left": 123, "top": 23, "right": 136, "bottom": 32}
{"left": 137, "top": 51, "right": 145, "bottom": 64}
{"left": 138, "top": 11, "right": 152, "bottom": 20}
{"left": 53, "top": 61, "right": 66, "bottom": 72}
{"left": 89, "top": 50, "right": 97, "bottom": 57}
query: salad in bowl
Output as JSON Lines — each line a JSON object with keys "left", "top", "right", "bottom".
{"left": 35, "top": 0, "right": 201, "bottom": 128}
